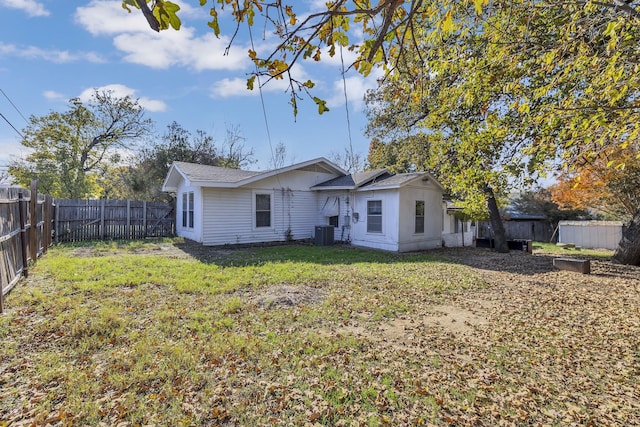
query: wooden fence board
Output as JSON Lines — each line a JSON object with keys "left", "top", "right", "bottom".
{"left": 1, "top": 185, "right": 54, "bottom": 313}
{"left": 54, "top": 199, "right": 174, "bottom": 243}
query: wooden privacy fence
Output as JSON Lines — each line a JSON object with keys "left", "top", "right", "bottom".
{"left": 1, "top": 182, "right": 54, "bottom": 313}
{"left": 54, "top": 199, "right": 175, "bottom": 242}
{"left": 477, "top": 220, "right": 555, "bottom": 243}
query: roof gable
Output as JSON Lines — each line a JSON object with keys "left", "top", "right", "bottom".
{"left": 358, "top": 171, "right": 444, "bottom": 191}
{"left": 162, "top": 157, "right": 346, "bottom": 192}
{"left": 312, "top": 169, "right": 390, "bottom": 190}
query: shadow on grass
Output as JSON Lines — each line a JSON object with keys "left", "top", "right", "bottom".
{"left": 173, "top": 238, "right": 442, "bottom": 267}
{"left": 172, "top": 239, "right": 565, "bottom": 276}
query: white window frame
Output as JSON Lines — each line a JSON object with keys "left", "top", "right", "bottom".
{"left": 182, "top": 191, "right": 194, "bottom": 229}
{"left": 253, "top": 190, "right": 274, "bottom": 230}
{"left": 367, "top": 200, "right": 383, "bottom": 233}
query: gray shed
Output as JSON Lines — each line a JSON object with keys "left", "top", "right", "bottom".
{"left": 558, "top": 221, "right": 623, "bottom": 250}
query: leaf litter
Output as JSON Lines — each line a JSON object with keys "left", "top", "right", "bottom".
{"left": 0, "top": 243, "right": 638, "bottom": 426}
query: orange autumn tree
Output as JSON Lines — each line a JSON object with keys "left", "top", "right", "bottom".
{"left": 551, "top": 167, "right": 614, "bottom": 219}
{"left": 550, "top": 146, "right": 640, "bottom": 264}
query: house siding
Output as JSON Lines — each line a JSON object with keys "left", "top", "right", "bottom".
{"left": 201, "top": 169, "right": 340, "bottom": 246}
{"left": 350, "top": 189, "right": 400, "bottom": 251}
{"left": 397, "top": 183, "right": 443, "bottom": 252}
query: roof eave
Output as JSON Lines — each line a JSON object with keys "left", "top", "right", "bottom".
{"left": 357, "top": 185, "right": 400, "bottom": 191}
{"left": 162, "top": 163, "right": 188, "bottom": 192}
{"left": 312, "top": 186, "right": 355, "bottom": 191}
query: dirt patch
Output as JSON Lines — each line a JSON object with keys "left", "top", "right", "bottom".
{"left": 327, "top": 303, "right": 491, "bottom": 348}
{"left": 423, "top": 304, "right": 488, "bottom": 334}
{"left": 248, "top": 284, "right": 326, "bottom": 309}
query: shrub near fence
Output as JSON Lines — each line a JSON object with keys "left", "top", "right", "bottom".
{"left": 54, "top": 199, "right": 175, "bottom": 243}
{"left": 0, "top": 183, "right": 54, "bottom": 313}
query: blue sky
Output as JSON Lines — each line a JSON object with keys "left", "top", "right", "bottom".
{"left": 0, "top": 0, "right": 380, "bottom": 174}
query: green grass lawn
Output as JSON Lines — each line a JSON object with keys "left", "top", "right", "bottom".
{"left": 532, "top": 241, "right": 615, "bottom": 258}
{"left": 1, "top": 239, "right": 638, "bottom": 426}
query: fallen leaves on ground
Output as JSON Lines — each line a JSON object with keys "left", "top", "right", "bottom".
{"left": 0, "top": 244, "right": 638, "bottom": 425}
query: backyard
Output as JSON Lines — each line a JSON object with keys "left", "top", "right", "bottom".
{"left": 1, "top": 239, "right": 638, "bottom": 426}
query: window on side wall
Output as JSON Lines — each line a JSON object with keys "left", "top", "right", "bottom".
{"left": 182, "top": 192, "right": 194, "bottom": 229}
{"left": 415, "top": 200, "right": 425, "bottom": 234}
{"left": 329, "top": 216, "right": 339, "bottom": 227}
{"left": 255, "top": 193, "right": 271, "bottom": 228}
{"left": 367, "top": 200, "right": 382, "bottom": 233}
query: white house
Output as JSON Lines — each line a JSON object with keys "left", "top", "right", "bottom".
{"left": 162, "top": 158, "right": 471, "bottom": 252}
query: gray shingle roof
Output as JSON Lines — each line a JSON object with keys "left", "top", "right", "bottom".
{"left": 173, "top": 161, "right": 262, "bottom": 183}
{"left": 313, "top": 169, "right": 389, "bottom": 188}
{"left": 364, "top": 172, "right": 425, "bottom": 188}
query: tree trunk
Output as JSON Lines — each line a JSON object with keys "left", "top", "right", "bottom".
{"left": 613, "top": 210, "right": 640, "bottom": 266}
{"left": 482, "top": 184, "right": 509, "bottom": 253}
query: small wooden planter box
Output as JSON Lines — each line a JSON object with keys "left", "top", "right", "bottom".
{"left": 553, "top": 258, "right": 591, "bottom": 274}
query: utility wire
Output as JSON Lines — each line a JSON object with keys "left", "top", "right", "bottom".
{"left": 340, "top": 45, "right": 356, "bottom": 172}
{"left": 246, "top": 21, "right": 282, "bottom": 187}
{"left": 0, "top": 111, "right": 25, "bottom": 139}
{"left": 0, "top": 88, "right": 29, "bottom": 124}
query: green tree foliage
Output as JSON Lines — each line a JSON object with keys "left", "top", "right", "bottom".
{"left": 124, "top": 122, "right": 255, "bottom": 201}
{"left": 8, "top": 90, "right": 152, "bottom": 199}
{"left": 365, "top": 4, "right": 551, "bottom": 251}
{"left": 366, "top": 137, "right": 429, "bottom": 173}
{"left": 127, "top": 0, "right": 640, "bottom": 260}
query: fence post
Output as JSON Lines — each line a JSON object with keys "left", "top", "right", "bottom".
{"left": 54, "top": 199, "right": 59, "bottom": 243}
{"left": 100, "top": 198, "right": 105, "bottom": 240}
{"left": 143, "top": 201, "right": 147, "bottom": 238}
{"left": 42, "top": 195, "right": 51, "bottom": 253}
{"left": 18, "top": 192, "right": 29, "bottom": 278}
{"left": 126, "top": 200, "right": 131, "bottom": 240}
{"left": 29, "top": 180, "right": 37, "bottom": 262}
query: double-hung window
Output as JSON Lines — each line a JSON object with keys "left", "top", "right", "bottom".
{"left": 182, "top": 192, "right": 194, "bottom": 229}
{"left": 255, "top": 193, "right": 271, "bottom": 228}
{"left": 367, "top": 200, "right": 382, "bottom": 233}
{"left": 415, "top": 200, "right": 425, "bottom": 234}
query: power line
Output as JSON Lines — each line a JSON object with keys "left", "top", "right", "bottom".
{"left": 0, "top": 88, "right": 29, "bottom": 124}
{"left": 0, "top": 111, "right": 25, "bottom": 139}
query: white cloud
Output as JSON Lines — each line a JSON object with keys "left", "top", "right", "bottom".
{"left": 210, "top": 64, "right": 312, "bottom": 98}
{"left": 1, "top": 0, "right": 49, "bottom": 17}
{"left": 326, "top": 70, "right": 381, "bottom": 112}
{"left": 210, "top": 78, "right": 258, "bottom": 98}
{"left": 78, "top": 84, "right": 167, "bottom": 112}
{"left": 0, "top": 42, "right": 105, "bottom": 63}
{"left": 0, "top": 44, "right": 16, "bottom": 55}
{"left": 43, "top": 90, "right": 67, "bottom": 102}
{"left": 75, "top": 0, "right": 248, "bottom": 71}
